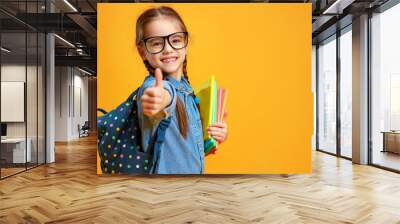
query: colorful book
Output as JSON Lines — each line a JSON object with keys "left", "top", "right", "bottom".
{"left": 195, "top": 76, "right": 216, "bottom": 140}
{"left": 195, "top": 76, "right": 228, "bottom": 156}
{"left": 217, "top": 88, "right": 224, "bottom": 123}
{"left": 212, "top": 80, "right": 218, "bottom": 124}
{"left": 217, "top": 88, "right": 228, "bottom": 123}
{"left": 220, "top": 89, "right": 228, "bottom": 122}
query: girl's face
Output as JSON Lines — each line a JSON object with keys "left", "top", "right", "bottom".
{"left": 139, "top": 18, "right": 187, "bottom": 77}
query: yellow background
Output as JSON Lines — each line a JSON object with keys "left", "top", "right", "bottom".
{"left": 97, "top": 3, "right": 313, "bottom": 174}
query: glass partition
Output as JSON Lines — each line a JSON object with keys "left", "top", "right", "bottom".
{"left": 317, "top": 35, "right": 337, "bottom": 154}
{"left": 339, "top": 27, "right": 352, "bottom": 158}
{"left": 0, "top": 1, "right": 46, "bottom": 179}
{"left": 371, "top": 3, "right": 400, "bottom": 171}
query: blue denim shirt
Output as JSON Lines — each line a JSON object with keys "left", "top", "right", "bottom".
{"left": 137, "top": 74, "right": 205, "bottom": 174}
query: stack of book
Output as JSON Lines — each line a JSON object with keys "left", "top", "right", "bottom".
{"left": 195, "top": 76, "right": 228, "bottom": 156}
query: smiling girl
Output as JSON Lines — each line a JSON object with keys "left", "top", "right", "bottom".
{"left": 135, "top": 6, "right": 228, "bottom": 174}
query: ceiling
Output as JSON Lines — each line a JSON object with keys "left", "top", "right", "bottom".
{"left": 0, "top": 0, "right": 396, "bottom": 75}
{"left": 0, "top": 0, "right": 97, "bottom": 74}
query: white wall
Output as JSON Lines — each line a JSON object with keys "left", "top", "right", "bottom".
{"left": 73, "top": 72, "right": 89, "bottom": 138}
{"left": 1, "top": 64, "right": 45, "bottom": 163}
{"left": 1, "top": 65, "right": 39, "bottom": 138}
{"left": 54, "top": 67, "right": 89, "bottom": 141}
{"left": 312, "top": 45, "right": 316, "bottom": 151}
{"left": 55, "top": 66, "right": 69, "bottom": 141}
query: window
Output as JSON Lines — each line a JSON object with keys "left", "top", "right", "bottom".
{"left": 371, "top": 2, "right": 400, "bottom": 171}
{"left": 339, "top": 27, "right": 352, "bottom": 158}
{"left": 317, "top": 35, "right": 337, "bottom": 154}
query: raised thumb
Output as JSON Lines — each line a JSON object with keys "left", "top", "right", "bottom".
{"left": 154, "top": 68, "right": 163, "bottom": 88}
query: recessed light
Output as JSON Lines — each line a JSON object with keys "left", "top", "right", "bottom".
{"left": 54, "top": 34, "right": 75, "bottom": 48}
{"left": 63, "top": 0, "right": 78, "bottom": 12}
{"left": 1, "top": 47, "right": 11, "bottom": 53}
{"left": 77, "top": 67, "right": 93, "bottom": 76}
{"left": 322, "top": 0, "right": 354, "bottom": 15}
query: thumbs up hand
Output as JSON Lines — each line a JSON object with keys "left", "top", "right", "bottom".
{"left": 141, "top": 68, "right": 171, "bottom": 117}
{"left": 154, "top": 67, "right": 164, "bottom": 89}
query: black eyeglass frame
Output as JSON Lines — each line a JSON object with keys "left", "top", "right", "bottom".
{"left": 141, "top": 31, "right": 189, "bottom": 54}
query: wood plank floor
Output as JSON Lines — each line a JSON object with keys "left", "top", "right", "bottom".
{"left": 372, "top": 151, "right": 400, "bottom": 171}
{"left": 1, "top": 167, "right": 26, "bottom": 178}
{"left": 0, "top": 135, "right": 400, "bottom": 224}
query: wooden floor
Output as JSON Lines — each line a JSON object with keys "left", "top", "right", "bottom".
{"left": 1, "top": 167, "right": 26, "bottom": 178}
{"left": 1, "top": 136, "right": 400, "bottom": 223}
{"left": 1, "top": 163, "right": 45, "bottom": 178}
{"left": 372, "top": 150, "right": 400, "bottom": 171}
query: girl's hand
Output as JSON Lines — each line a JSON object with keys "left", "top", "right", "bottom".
{"left": 207, "top": 111, "right": 228, "bottom": 144}
{"left": 141, "top": 68, "right": 171, "bottom": 117}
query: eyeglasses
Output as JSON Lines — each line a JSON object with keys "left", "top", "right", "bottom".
{"left": 142, "top": 32, "right": 188, "bottom": 54}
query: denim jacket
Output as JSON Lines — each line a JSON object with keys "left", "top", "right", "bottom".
{"left": 137, "top": 74, "right": 205, "bottom": 174}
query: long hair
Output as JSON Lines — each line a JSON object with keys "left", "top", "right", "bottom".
{"left": 136, "top": 6, "right": 189, "bottom": 139}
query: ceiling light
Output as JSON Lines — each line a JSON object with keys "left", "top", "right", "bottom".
{"left": 78, "top": 67, "right": 93, "bottom": 76}
{"left": 1, "top": 47, "right": 11, "bottom": 53}
{"left": 54, "top": 34, "right": 75, "bottom": 48}
{"left": 63, "top": 0, "right": 78, "bottom": 12}
{"left": 322, "top": 0, "right": 354, "bottom": 15}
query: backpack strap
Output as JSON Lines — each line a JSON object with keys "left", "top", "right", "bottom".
{"left": 131, "top": 84, "right": 172, "bottom": 173}
{"left": 129, "top": 87, "right": 140, "bottom": 101}
{"left": 147, "top": 116, "right": 172, "bottom": 174}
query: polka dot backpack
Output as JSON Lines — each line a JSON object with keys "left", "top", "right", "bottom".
{"left": 97, "top": 88, "right": 171, "bottom": 174}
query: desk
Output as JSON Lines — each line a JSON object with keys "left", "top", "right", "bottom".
{"left": 381, "top": 131, "right": 400, "bottom": 154}
{"left": 1, "top": 138, "right": 32, "bottom": 163}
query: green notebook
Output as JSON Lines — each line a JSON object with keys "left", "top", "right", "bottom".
{"left": 195, "top": 76, "right": 218, "bottom": 154}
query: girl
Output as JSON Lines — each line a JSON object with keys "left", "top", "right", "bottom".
{"left": 135, "top": 6, "right": 228, "bottom": 174}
